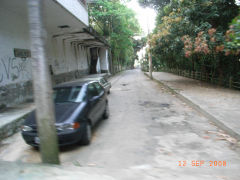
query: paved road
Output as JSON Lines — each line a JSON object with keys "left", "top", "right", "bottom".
{"left": 152, "top": 71, "right": 240, "bottom": 139}
{"left": 0, "top": 69, "right": 240, "bottom": 179}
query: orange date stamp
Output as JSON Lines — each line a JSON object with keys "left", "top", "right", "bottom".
{"left": 178, "top": 160, "right": 227, "bottom": 167}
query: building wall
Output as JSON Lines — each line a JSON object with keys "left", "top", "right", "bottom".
{"left": 48, "top": 38, "right": 90, "bottom": 85}
{"left": 0, "top": 5, "right": 33, "bottom": 107}
{"left": 0, "top": 5, "right": 90, "bottom": 108}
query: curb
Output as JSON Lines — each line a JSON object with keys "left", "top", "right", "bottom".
{"left": 144, "top": 72, "right": 240, "bottom": 141}
{"left": 0, "top": 112, "right": 31, "bottom": 141}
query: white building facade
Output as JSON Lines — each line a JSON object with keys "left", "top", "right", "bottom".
{"left": 0, "top": 0, "right": 111, "bottom": 108}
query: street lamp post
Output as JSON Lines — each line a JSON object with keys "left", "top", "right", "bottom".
{"left": 147, "top": 13, "right": 153, "bottom": 79}
{"left": 148, "top": 44, "right": 153, "bottom": 79}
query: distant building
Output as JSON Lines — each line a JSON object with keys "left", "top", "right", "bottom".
{"left": 0, "top": 0, "right": 112, "bottom": 108}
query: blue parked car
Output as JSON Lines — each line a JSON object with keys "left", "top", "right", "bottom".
{"left": 21, "top": 80, "right": 109, "bottom": 147}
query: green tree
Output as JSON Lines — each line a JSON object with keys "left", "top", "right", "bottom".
{"left": 138, "top": 0, "right": 170, "bottom": 10}
{"left": 89, "top": 0, "right": 141, "bottom": 71}
{"left": 145, "top": 0, "right": 240, "bottom": 83}
{"left": 226, "top": 13, "right": 240, "bottom": 52}
{"left": 132, "top": 37, "right": 147, "bottom": 68}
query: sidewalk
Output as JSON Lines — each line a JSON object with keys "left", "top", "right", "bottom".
{"left": 0, "top": 103, "right": 35, "bottom": 141}
{"left": 0, "top": 161, "right": 151, "bottom": 180}
{"left": 148, "top": 72, "right": 240, "bottom": 141}
{"left": 0, "top": 160, "right": 219, "bottom": 180}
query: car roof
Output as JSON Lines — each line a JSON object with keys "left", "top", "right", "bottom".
{"left": 80, "top": 77, "right": 103, "bottom": 81}
{"left": 54, "top": 79, "right": 97, "bottom": 88}
{"left": 82, "top": 73, "right": 108, "bottom": 79}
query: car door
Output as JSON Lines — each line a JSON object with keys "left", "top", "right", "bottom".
{"left": 87, "top": 83, "right": 99, "bottom": 124}
{"left": 93, "top": 82, "right": 106, "bottom": 119}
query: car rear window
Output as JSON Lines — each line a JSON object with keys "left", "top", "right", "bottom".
{"left": 94, "top": 82, "right": 104, "bottom": 94}
{"left": 100, "top": 78, "right": 106, "bottom": 84}
{"left": 87, "top": 84, "right": 98, "bottom": 97}
{"left": 54, "top": 86, "right": 82, "bottom": 103}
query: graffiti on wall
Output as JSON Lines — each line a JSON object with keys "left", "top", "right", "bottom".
{"left": 0, "top": 56, "right": 31, "bottom": 85}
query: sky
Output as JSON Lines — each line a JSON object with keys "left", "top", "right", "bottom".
{"left": 126, "top": 0, "right": 157, "bottom": 36}
{"left": 126, "top": 0, "right": 156, "bottom": 64}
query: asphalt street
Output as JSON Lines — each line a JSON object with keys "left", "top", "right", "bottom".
{"left": 0, "top": 69, "right": 240, "bottom": 179}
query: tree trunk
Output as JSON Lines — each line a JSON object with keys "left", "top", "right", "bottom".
{"left": 28, "top": 0, "right": 60, "bottom": 164}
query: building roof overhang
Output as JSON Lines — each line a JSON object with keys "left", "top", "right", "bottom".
{"left": 52, "top": 27, "right": 109, "bottom": 48}
{"left": 1, "top": 0, "right": 109, "bottom": 48}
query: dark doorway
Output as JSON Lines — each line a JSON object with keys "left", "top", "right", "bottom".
{"left": 90, "top": 48, "right": 98, "bottom": 74}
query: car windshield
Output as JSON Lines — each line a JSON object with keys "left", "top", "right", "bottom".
{"left": 54, "top": 86, "right": 82, "bottom": 103}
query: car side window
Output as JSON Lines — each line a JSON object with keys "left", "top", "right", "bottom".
{"left": 87, "top": 83, "right": 98, "bottom": 98}
{"left": 70, "top": 87, "right": 81, "bottom": 101}
{"left": 94, "top": 82, "right": 104, "bottom": 95}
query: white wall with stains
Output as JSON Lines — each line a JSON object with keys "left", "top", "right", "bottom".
{"left": 46, "top": 37, "right": 89, "bottom": 75}
{"left": 0, "top": 3, "right": 90, "bottom": 106}
{"left": 0, "top": 4, "right": 90, "bottom": 85}
{"left": 0, "top": 5, "right": 32, "bottom": 86}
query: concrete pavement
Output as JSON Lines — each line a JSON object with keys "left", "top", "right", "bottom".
{"left": 0, "top": 70, "right": 240, "bottom": 179}
{"left": 0, "top": 161, "right": 153, "bottom": 180}
{"left": 148, "top": 71, "right": 240, "bottom": 141}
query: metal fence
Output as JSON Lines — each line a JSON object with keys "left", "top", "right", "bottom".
{"left": 161, "top": 68, "right": 240, "bottom": 90}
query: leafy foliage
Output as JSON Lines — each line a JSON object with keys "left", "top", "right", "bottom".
{"left": 89, "top": 0, "right": 141, "bottom": 70}
{"left": 138, "top": 0, "right": 170, "bottom": 10}
{"left": 145, "top": 0, "right": 240, "bottom": 81}
{"left": 226, "top": 14, "right": 240, "bottom": 52}
{"left": 132, "top": 37, "right": 147, "bottom": 68}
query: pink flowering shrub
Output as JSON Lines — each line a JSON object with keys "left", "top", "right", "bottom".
{"left": 181, "top": 35, "right": 193, "bottom": 58}
{"left": 194, "top": 31, "right": 210, "bottom": 55}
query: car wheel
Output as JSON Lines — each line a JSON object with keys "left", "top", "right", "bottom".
{"left": 108, "top": 90, "right": 110, "bottom": 94}
{"left": 103, "top": 103, "right": 109, "bottom": 119}
{"left": 81, "top": 122, "right": 92, "bottom": 145}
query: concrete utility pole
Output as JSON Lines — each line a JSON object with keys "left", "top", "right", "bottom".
{"left": 28, "top": 0, "right": 60, "bottom": 164}
{"left": 146, "top": 12, "right": 153, "bottom": 79}
{"left": 148, "top": 46, "right": 153, "bottom": 79}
